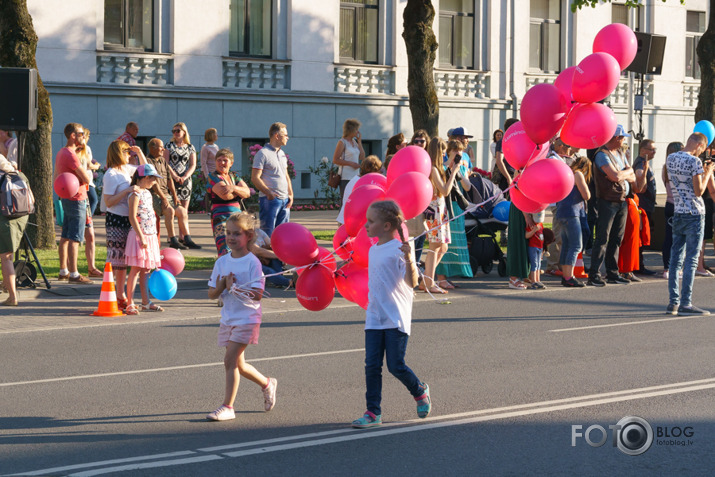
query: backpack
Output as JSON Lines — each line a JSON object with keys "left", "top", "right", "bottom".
{"left": 0, "top": 171, "right": 35, "bottom": 218}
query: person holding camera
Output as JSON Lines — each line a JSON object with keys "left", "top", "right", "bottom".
{"left": 633, "top": 139, "right": 658, "bottom": 275}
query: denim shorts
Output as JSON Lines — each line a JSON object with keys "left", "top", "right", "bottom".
{"left": 528, "top": 246, "right": 542, "bottom": 272}
{"left": 61, "top": 198, "right": 87, "bottom": 243}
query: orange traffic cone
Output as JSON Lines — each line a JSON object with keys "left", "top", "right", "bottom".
{"left": 92, "top": 262, "right": 124, "bottom": 317}
{"left": 574, "top": 251, "right": 588, "bottom": 279}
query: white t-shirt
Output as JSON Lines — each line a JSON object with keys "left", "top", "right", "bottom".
{"left": 336, "top": 175, "right": 360, "bottom": 224}
{"left": 366, "top": 239, "right": 414, "bottom": 335}
{"left": 666, "top": 150, "right": 705, "bottom": 215}
{"left": 101, "top": 164, "right": 137, "bottom": 215}
{"left": 208, "top": 252, "right": 265, "bottom": 326}
{"left": 339, "top": 138, "right": 361, "bottom": 181}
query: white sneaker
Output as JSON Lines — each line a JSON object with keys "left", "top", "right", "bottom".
{"left": 206, "top": 405, "right": 235, "bottom": 421}
{"left": 661, "top": 270, "right": 669, "bottom": 279}
{"left": 263, "top": 377, "right": 277, "bottom": 412}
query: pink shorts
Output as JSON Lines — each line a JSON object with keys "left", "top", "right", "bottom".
{"left": 217, "top": 323, "right": 260, "bottom": 346}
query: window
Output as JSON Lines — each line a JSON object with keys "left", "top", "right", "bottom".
{"left": 439, "top": 0, "right": 474, "bottom": 69}
{"left": 229, "top": 0, "right": 272, "bottom": 57}
{"left": 340, "top": 0, "right": 378, "bottom": 63}
{"left": 686, "top": 11, "right": 705, "bottom": 79}
{"left": 104, "top": 0, "right": 153, "bottom": 51}
{"left": 612, "top": 3, "right": 640, "bottom": 31}
{"left": 529, "top": 0, "right": 561, "bottom": 73}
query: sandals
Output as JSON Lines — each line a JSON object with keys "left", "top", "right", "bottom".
{"left": 509, "top": 278, "right": 527, "bottom": 290}
{"left": 426, "top": 286, "right": 448, "bottom": 295}
{"left": 141, "top": 301, "right": 164, "bottom": 312}
{"left": 125, "top": 304, "right": 140, "bottom": 315}
{"left": 437, "top": 280, "right": 456, "bottom": 290}
{"left": 117, "top": 298, "right": 128, "bottom": 311}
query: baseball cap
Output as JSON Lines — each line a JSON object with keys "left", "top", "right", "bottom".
{"left": 451, "top": 127, "right": 473, "bottom": 138}
{"left": 613, "top": 124, "right": 631, "bottom": 138}
{"left": 136, "top": 163, "right": 163, "bottom": 178}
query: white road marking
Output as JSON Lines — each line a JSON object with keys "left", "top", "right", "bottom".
{"left": 12, "top": 451, "right": 197, "bottom": 476}
{"left": 0, "top": 348, "right": 364, "bottom": 388}
{"left": 549, "top": 315, "right": 707, "bottom": 332}
{"left": 12, "top": 377, "right": 715, "bottom": 477}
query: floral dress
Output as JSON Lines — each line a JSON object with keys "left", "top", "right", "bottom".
{"left": 124, "top": 189, "right": 161, "bottom": 269}
{"left": 166, "top": 141, "right": 196, "bottom": 202}
{"left": 425, "top": 195, "right": 451, "bottom": 244}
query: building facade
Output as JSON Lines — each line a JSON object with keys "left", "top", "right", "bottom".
{"left": 20, "top": 0, "right": 710, "bottom": 198}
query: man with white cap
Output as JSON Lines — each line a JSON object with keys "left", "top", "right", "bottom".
{"left": 587, "top": 125, "right": 636, "bottom": 287}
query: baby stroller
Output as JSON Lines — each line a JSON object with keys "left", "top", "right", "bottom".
{"left": 463, "top": 175, "right": 508, "bottom": 276}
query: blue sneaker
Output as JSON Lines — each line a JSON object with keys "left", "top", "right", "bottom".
{"left": 352, "top": 411, "right": 382, "bottom": 429}
{"left": 415, "top": 383, "right": 431, "bottom": 418}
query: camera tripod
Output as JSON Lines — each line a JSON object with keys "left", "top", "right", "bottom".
{"left": 14, "top": 231, "right": 51, "bottom": 289}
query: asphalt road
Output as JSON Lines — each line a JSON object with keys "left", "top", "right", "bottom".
{"left": 2, "top": 276, "right": 715, "bottom": 476}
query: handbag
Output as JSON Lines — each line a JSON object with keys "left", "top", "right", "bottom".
{"left": 328, "top": 168, "right": 341, "bottom": 189}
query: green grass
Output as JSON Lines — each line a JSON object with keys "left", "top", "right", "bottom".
{"left": 2, "top": 245, "right": 216, "bottom": 280}
{"left": 311, "top": 230, "right": 336, "bottom": 242}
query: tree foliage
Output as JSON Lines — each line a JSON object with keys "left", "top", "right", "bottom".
{"left": 570, "top": 0, "right": 683, "bottom": 13}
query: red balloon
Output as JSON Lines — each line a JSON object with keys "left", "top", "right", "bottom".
{"left": 554, "top": 66, "right": 577, "bottom": 104}
{"left": 271, "top": 223, "right": 319, "bottom": 266}
{"left": 351, "top": 227, "right": 379, "bottom": 268}
{"left": 572, "top": 52, "right": 621, "bottom": 104}
{"left": 386, "top": 171, "right": 433, "bottom": 220}
{"left": 518, "top": 159, "right": 575, "bottom": 204}
{"left": 313, "top": 246, "right": 337, "bottom": 272}
{"left": 560, "top": 102, "right": 617, "bottom": 150}
{"left": 520, "top": 83, "right": 569, "bottom": 144}
{"left": 354, "top": 173, "right": 387, "bottom": 191}
{"left": 593, "top": 23, "right": 637, "bottom": 70}
{"left": 334, "top": 269, "right": 355, "bottom": 303}
{"left": 510, "top": 186, "right": 548, "bottom": 214}
{"left": 502, "top": 122, "right": 549, "bottom": 171}
{"left": 386, "top": 146, "right": 431, "bottom": 186}
{"left": 159, "top": 248, "right": 185, "bottom": 276}
{"left": 296, "top": 265, "right": 335, "bottom": 311}
{"left": 54, "top": 172, "right": 80, "bottom": 199}
{"left": 343, "top": 184, "right": 386, "bottom": 237}
{"left": 332, "top": 225, "right": 353, "bottom": 260}
{"left": 340, "top": 262, "right": 369, "bottom": 310}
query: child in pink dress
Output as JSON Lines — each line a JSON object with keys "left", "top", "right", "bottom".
{"left": 124, "top": 164, "right": 164, "bottom": 315}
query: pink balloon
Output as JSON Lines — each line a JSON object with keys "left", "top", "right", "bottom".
{"left": 271, "top": 223, "right": 319, "bottom": 266}
{"left": 351, "top": 227, "right": 379, "bottom": 268}
{"left": 332, "top": 225, "right": 353, "bottom": 260}
{"left": 518, "top": 159, "right": 575, "bottom": 204}
{"left": 502, "top": 122, "right": 549, "bottom": 171}
{"left": 554, "top": 66, "right": 577, "bottom": 104}
{"left": 343, "top": 184, "right": 386, "bottom": 236}
{"left": 560, "top": 102, "right": 617, "bottom": 150}
{"left": 572, "top": 52, "right": 621, "bottom": 104}
{"left": 312, "top": 246, "right": 337, "bottom": 273}
{"left": 334, "top": 269, "right": 356, "bottom": 303}
{"left": 54, "top": 172, "right": 80, "bottom": 200}
{"left": 159, "top": 248, "right": 185, "bottom": 276}
{"left": 354, "top": 173, "right": 387, "bottom": 191}
{"left": 340, "top": 262, "right": 369, "bottom": 310}
{"left": 593, "top": 23, "right": 637, "bottom": 70}
{"left": 386, "top": 146, "right": 431, "bottom": 186}
{"left": 296, "top": 265, "right": 335, "bottom": 312}
{"left": 510, "top": 186, "right": 548, "bottom": 214}
{"left": 525, "top": 143, "right": 550, "bottom": 168}
{"left": 520, "top": 83, "right": 569, "bottom": 144}
{"left": 386, "top": 171, "right": 434, "bottom": 220}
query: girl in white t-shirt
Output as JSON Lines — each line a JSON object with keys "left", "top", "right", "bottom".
{"left": 352, "top": 200, "right": 432, "bottom": 429}
{"left": 206, "top": 212, "right": 276, "bottom": 421}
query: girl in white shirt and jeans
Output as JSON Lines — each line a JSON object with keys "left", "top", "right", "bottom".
{"left": 352, "top": 200, "right": 432, "bottom": 429}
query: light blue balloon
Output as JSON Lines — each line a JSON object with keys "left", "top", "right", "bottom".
{"left": 694, "top": 120, "right": 715, "bottom": 145}
{"left": 149, "top": 269, "right": 177, "bottom": 301}
{"left": 493, "top": 201, "right": 511, "bottom": 222}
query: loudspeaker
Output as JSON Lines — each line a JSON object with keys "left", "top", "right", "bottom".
{"left": 0, "top": 68, "right": 38, "bottom": 131}
{"left": 626, "top": 32, "right": 667, "bottom": 75}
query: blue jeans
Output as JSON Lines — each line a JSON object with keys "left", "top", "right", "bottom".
{"left": 668, "top": 214, "right": 704, "bottom": 307}
{"left": 364, "top": 328, "right": 422, "bottom": 416}
{"left": 262, "top": 258, "right": 290, "bottom": 287}
{"left": 662, "top": 202, "right": 674, "bottom": 270}
{"left": 259, "top": 196, "right": 290, "bottom": 237}
{"left": 61, "top": 198, "right": 86, "bottom": 243}
{"left": 558, "top": 217, "right": 583, "bottom": 267}
{"left": 589, "top": 200, "right": 627, "bottom": 280}
{"left": 528, "top": 246, "right": 542, "bottom": 272}
{"left": 413, "top": 234, "right": 426, "bottom": 263}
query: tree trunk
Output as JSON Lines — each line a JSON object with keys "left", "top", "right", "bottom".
{"left": 0, "top": 0, "right": 55, "bottom": 249}
{"left": 695, "top": 0, "right": 715, "bottom": 123}
{"left": 402, "top": 0, "right": 439, "bottom": 138}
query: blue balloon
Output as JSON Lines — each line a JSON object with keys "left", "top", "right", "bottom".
{"left": 694, "top": 120, "right": 715, "bottom": 145}
{"left": 493, "top": 201, "right": 511, "bottom": 222}
{"left": 149, "top": 269, "right": 177, "bottom": 301}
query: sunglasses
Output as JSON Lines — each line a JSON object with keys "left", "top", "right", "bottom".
{"left": 413, "top": 139, "right": 425, "bottom": 144}
{"left": 75, "top": 131, "right": 85, "bottom": 136}
{"left": 172, "top": 129, "right": 182, "bottom": 134}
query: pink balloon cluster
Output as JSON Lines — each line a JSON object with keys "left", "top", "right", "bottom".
{"left": 272, "top": 146, "right": 433, "bottom": 312}
{"left": 511, "top": 23, "right": 636, "bottom": 209}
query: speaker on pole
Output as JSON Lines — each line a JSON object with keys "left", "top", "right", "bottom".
{"left": 0, "top": 68, "right": 38, "bottom": 131}
{"left": 626, "top": 32, "right": 667, "bottom": 75}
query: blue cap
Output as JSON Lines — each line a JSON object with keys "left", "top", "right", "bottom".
{"left": 137, "top": 163, "right": 163, "bottom": 178}
{"left": 613, "top": 124, "right": 631, "bottom": 138}
{"left": 451, "top": 127, "right": 473, "bottom": 138}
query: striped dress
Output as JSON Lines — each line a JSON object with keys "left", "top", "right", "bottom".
{"left": 208, "top": 172, "right": 243, "bottom": 256}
